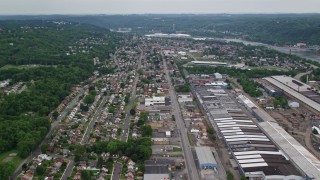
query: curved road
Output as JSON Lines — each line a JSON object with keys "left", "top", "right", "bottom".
{"left": 294, "top": 71, "right": 312, "bottom": 81}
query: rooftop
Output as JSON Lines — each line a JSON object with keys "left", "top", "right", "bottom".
{"left": 259, "top": 121, "right": 320, "bottom": 179}
{"left": 264, "top": 77, "right": 320, "bottom": 112}
{"left": 195, "top": 146, "right": 217, "bottom": 165}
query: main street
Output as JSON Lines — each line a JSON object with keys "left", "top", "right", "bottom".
{"left": 120, "top": 47, "right": 142, "bottom": 142}
{"left": 163, "top": 58, "right": 200, "bottom": 180}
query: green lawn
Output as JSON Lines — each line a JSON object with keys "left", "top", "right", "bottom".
{"left": 173, "top": 147, "right": 182, "bottom": 152}
{"left": 187, "top": 133, "right": 194, "bottom": 147}
{"left": 0, "top": 149, "right": 24, "bottom": 168}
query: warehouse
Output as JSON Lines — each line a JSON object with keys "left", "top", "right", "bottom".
{"left": 256, "top": 79, "right": 282, "bottom": 97}
{"left": 189, "top": 60, "right": 228, "bottom": 67}
{"left": 193, "top": 85, "right": 304, "bottom": 179}
{"left": 264, "top": 76, "right": 320, "bottom": 113}
{"left": 259, "top": 121, "right": 320, "bottom": 179}
{"left": 195, "top": 146, "right": 217, "bottom": 169}
{"left": 145, "top": 96, "right": 166, "bottom": 106}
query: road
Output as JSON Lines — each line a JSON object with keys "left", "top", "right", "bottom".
{"left": 111, "top": 162, "right": 122, "bottom": 180}
{"left": 163, "top": 58, "right": 200, "bottom": 180}
{"left": 11, "top": 89, "right": 84, "bottom": 179}
{"left": 60, "top": 159, "right": 75, "bottom": 180}
{"left": 305, "top": 127, "right": 320, "bottom": 159}
{"left": 294, "top": 70, "right": 312, "bottom": 81}
{"left": 81, "top": 95, "right": 108, "bottom": 144}
{"left": 58, "top": 88, "right": 85, "bottom": 122}
{"left": 120, "top": 47, "right": 142, "bottom": 142}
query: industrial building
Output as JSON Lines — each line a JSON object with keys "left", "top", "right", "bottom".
{"left": 264, "top": 76, "right": 320, "bottom": 113}
{"left": 256, "top": 79, "right": 282, "bottom": 97}
{"left": 144, "top": 166, "right": 170, "bottom": 180}
{"left": 193, "top": 85, "right": 304, "bottom": 179}
{"left": 195, "top": 146, "right": 217, "bottom": 169}
{"left": 145, "top": 96, "right": 166, "bottom": 106}
{"left": 188, "top": 61, "right": 228, "bottom": 67}
{"left": 259, "top": 121, "right": 320, "bottom": 179}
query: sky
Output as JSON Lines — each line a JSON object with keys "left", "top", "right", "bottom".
{"left": 1, "top": 0, "right": 320, "bottom": 15}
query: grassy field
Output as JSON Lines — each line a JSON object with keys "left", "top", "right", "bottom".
{"left": 0, "top": 64, "right": 56, "bottom": 70}
{"left": 173, "top": 147, "right": 182, "bottom": 152}
{"left": 187, "top": 133, "right": 194, "bottom": 147}
{"left": 249, "top": 66, "right": 289, "bottom": 71}
{"left": 0, "top": 149, "right": 24, "bottom": 168}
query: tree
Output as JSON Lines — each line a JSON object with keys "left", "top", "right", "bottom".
{"left": 313, "top": 128, "right": 319, "bottom": 135}
{"left": 98, "top": 156, "right": 104, "bottom": 167}
{"left": 130, "top": 108, "right": 136, "bottom": 116}
{"left": 0, "top": 162, "right": 15, "bottom": 180}
{"left": 140, "top": 125, "right": 153, "bottom": 137}
{"left": 137, "top": 68, "right": 143, "bottom": 75}
{"left": 138, "top": 112, "right": 148, "bottom": 126}
{"left": 120, "top": 82, "right": 125, "bottom": 89}
{"left": 41, "top": 143, "right": 49, "bottom": 154}
{"left": 61, "top": 162, "right": 67, "bottom": 170}
{"left": 227, "top": 170, "right": 234, "bottom": 180}
{"left": 107, "top": 141, "right": 119, "bottom": 154}
{"left": 80, "top": 103, "right": 89, "bottom": 111}
{"left": 53, "top": 111, "right": 59, "bottom": 119}
{"left": 94, "top": 141, "right": 109, "bottom": 154}
{"left": 36, "top": 165, "right": 46, "bottom": 175}
{"left": 108, "top": 106, "right": 115, "bottom": 114}
{"left": 81, "top": 170, "right": 91, "bottom": 180}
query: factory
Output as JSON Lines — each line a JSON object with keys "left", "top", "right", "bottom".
{"left": 264, "top": 76, "right": 320, "bottom": 114}
{"left": 187, "top": 61, "right": 228, "bottom": 67}
{"left": 193, "top": 82, "right": 320, "bottom": 180}
{"left": 193, "top": 85, "right": 303, "bottom": 179}
{"left": 256, "top": 79, "right": 282, "bottom": 97}
{"left": 195, "top": 146, "right": 217, "bottom": 169}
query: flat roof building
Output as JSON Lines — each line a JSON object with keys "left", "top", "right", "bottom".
{"left": 195, "top": 146, "right": 217, "bottom": 169}
{"left": 145, "top": 96, "right": 166, "bottom": 107}
{"left": 144, "top": 166, "right": 170, "bottom": 180}
{"left": 264, "top": 76, "right": 320, "bottom": 113}
{"left": 193, "top": 85, "right": 303, "bottom": 179}
{"left": 189, "top": 61, "right": 228, "bottom": 67}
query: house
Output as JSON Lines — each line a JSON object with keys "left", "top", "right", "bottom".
{"left": 190, "top": 125, "right": 200, "bottom": 133}
{"left": 21, "top": 171, "right": 34, "bottom": 180}
{"left": 165, "top": 131, "right": 171, "bottom": 137}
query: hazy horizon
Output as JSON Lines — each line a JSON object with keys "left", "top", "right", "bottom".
{"left": 1, "top": 0, "right": 320, "bottom": 15}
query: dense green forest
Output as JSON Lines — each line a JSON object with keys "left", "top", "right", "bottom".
{"left": 59, "top": 14, "right": 320, "bottom": 45}
{"left": 0, "top": 20, "right": 119, "bottom": 161}
{"left": 1, "top": 14, "right": 320, "bottom": 45}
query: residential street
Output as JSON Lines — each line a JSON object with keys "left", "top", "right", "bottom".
{"left": 81, "top": 95, "right": 108, "bottom": 144}
{"left": 120, "top": 47, "right": 142, "bottom": 142}
{"left": 111, "top": 162, "right": 122, "bottom": 180}
{"left": 11, "top": 89, "right": 84, "bottom": 180}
